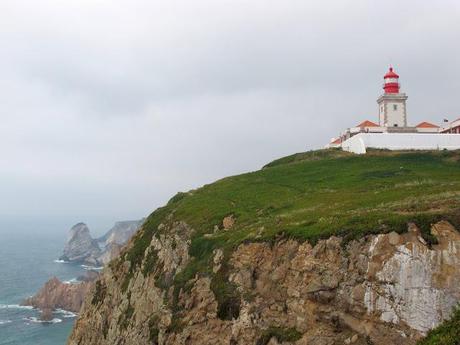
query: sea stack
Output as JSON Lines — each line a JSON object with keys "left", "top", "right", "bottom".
{"left": 60, "top": 223, "right": 101, "bottom": 265}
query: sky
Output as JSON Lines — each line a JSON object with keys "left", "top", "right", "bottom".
{"left": 0, "top": 0, "right": 459, "bottom": 234}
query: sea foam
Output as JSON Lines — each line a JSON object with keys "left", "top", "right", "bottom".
{"left": 24, "top": 317, "right": 63, "bottom": 324}
{"left": 55, "top": 309, "right": 77, "bottom": 318}
{"left": 0, "top": 304, "right": 34, "bottom": 310}
{"left": 80, "top": 265, "right": 103, "bottom": 271}
{"left": 63, "top": 278, "right": 79, "bottom": 284}
{"left": 53, "top": 259, "right": 68, "bottom": 264}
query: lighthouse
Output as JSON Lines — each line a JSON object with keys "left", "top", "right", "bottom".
{"left": 377, "top": 67, "right": 408, "bottom": 128}
{"left": 326, "top": 65, "right": 460, "bottom": 153}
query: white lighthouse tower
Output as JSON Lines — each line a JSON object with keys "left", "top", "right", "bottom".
{"left": 377, "top": 67, "right": 408, "bottom": 128}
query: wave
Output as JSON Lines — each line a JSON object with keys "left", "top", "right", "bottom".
{"left": 54, "top": 309, "right": 77, "bottom": 318}
{"left": 53, "top": 259, "right": 68, "bottom": 264}
{"left": 0, "top": 304, "right": 34, "bottom": 310}
{"left": 63, "top": 278, "right": 79, "bottom": 284}
{"left": 0, "top": 319, "right": 12, "bottom": 325}
{"left": 23, "top": 317, "right": 62, "bottom": 324}
{"left": 81, "top": 265, "right": 104, "bottom": 271}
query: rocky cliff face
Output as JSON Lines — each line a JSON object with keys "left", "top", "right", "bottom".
{"left": 68, "top": 219, "right": 460, "bottom": 345}
{"left": 60, "top": 223, "right": 102, "bottom": 265}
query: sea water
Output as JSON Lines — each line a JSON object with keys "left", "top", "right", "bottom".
{"left": 0, "top": 225, "right": 89, "bottom": 345}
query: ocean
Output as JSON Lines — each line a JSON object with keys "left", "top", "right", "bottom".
{"left": 0, "top": 226, "right": 90, "bottom": 345}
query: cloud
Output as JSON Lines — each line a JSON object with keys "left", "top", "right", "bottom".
{"left": 0, "top": 0, "right": 459, "bottom": 231}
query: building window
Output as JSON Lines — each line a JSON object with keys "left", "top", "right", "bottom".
{"left": 394, "top": 124, "right": 398, "bottom": 127}
{"left": 393, "top": 104, "right": 398, "bottom": 111}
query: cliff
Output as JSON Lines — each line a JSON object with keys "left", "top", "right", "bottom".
{"left": 68, "top": 150, "right": 460, "bottom": 345}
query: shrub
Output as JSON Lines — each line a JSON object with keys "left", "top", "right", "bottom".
{"left": 148, "top": 315, "right": 160, "bottom": 344}
{"left": 91, "top": 280, "right": 106, "bottom": 306}
{"left": 256, "top": 327, "right": 302, "bottom": 345}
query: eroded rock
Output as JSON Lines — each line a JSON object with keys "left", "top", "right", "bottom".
{"left": 22, "top": 276, "right": 94, "bottom": 319}
{"left": 60, "top": 223, "right": 101, "bottom": 264}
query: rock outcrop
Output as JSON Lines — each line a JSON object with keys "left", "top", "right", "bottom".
{"left": 98, "top": 220, "right": 144, "bottom": 247}
{"left": 68, "top": 220, "right": 460, "bottom": 345}
{"left": 60, "top": 223, "right": 101, "bottom": 265}
{"left": 22, "top": 275, "right": 96, "bottom": 320}
{"left": 97, "top": 219, "right": 145, "bottom": 265}
{"left": 59, "top": 220, "right": 144, "bottom": 266}
{"left": 25, "top": 220, "right": 144, "bottom": 320}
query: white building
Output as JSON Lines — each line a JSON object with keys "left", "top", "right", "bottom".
{"left": 341, "top": 133, "right": 460, "bottom": 155}
{"left": 441, "top": 118, "right": 460, "bottom": 134}
{"left": 327, "top": 67, "right": 460, "bottom": 154}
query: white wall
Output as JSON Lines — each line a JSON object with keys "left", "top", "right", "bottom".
{"left": 377, "top": 93, "right": 408, "bottom": 128}
{"left": 341, "top": 133, "right": 460, "bottom": 154}
{"left": 385, "top": 101, "right": 406, "bottom": 127}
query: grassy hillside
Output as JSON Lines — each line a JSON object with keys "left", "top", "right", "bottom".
{"left": 120, "top": 149, "right": 460, "bottom": 318}
{"left": 150, "top": 149, "right": 460, "bottom": 245}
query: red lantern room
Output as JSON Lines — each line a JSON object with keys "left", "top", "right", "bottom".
{"left": 383, "top": 67, "right": 400, "bottom": 94}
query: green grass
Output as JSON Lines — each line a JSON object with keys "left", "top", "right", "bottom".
{"left": 263, "top": 148, "right": 353, "bottom": 168}
{"left": 417, "top": 307, "right": 460, "bottom": 345}
{"left": 153, "top": 150, "right": 460, "bottom": 249}
{"left": 120, "top": 149, "right": 460, "bottom": 322}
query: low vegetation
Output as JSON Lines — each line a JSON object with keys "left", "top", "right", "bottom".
{"left": 91, "top": 280, "right": 107, "bottom": 306}
{"left": 161, "top": 149, "right": 460, "bottom": 249}
{"left": 256, "top": 327, "right": 302, "bottom": 345}
{"left": 118, "top": 302, "right": 134, "bottom": 330}
{"left": 210, "top": 258, "right": 241, "bottom": 320}
{"left": 148, "top": 315, "right": 160, "bottom": 344}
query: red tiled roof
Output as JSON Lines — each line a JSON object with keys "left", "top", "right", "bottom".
{"left": 356, "top": 120, "right": 379, "bottom": 128}
{"left": 416, "top": 121, "right": 439, "bottom": 128}
{"left": 331, "top": 138, "right": 342, "bottom": 144}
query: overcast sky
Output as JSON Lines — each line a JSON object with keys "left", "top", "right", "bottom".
{"left": 0, "top": 0, "right": 459, "bottom": 233}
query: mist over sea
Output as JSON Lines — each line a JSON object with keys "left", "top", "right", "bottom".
{"left": 0, "top": 222, "right": 90, "bottom": 345}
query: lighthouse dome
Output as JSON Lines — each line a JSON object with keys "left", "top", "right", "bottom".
{"left": 383, "top": 67, "right": 400, "bottom": 93}
{"left": 384, "top": 67, "right": 399, "bottom": 79}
